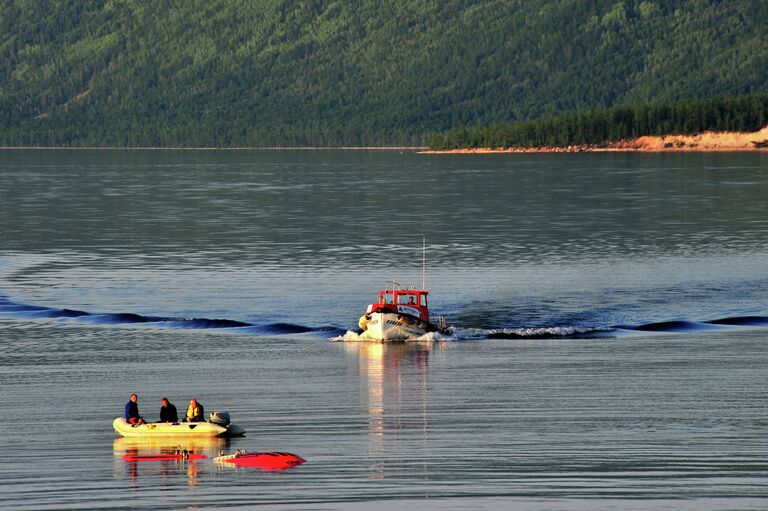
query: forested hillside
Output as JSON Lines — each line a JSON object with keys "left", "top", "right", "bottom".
{"left": 1, "top": 0, "right": 767, "bottom": 147}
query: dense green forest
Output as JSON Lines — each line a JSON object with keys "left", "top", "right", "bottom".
{"left": 1, "top": 0, "right": 767, "bottom": 147}
{"left": 429, "top": 94, "right": 768, "bottom": 149}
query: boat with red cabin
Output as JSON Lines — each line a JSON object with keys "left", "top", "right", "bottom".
{"left": 358, "top": 281, "right": 447, "bottom": 341}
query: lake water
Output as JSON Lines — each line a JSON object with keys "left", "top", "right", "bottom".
{"left": 0, "top": 150, "right": 767, "bottom": 510}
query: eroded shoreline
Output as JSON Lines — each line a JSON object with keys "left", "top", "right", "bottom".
{"left": 423, "top": 127, "right": 768, "bottom": 154}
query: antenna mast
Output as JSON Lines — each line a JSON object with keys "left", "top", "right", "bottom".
{"left": 422, "top": 235, "right": 426, "bottom": 290}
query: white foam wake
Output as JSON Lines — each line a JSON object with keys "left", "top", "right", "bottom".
{"left": 332, "top": 325, "right": 611, "bottom": 342}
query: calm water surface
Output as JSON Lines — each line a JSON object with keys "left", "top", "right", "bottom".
{"left": 0, "top": 150, "right": 767, "bottom": 509}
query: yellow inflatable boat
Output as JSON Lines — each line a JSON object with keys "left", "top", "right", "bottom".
{"left": 113, "top": 417, "right": 246, "bottom": 438}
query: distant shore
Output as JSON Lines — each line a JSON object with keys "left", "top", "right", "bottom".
{"left": 0, "top": 146, "right": 427, "bottom": 151}
{"left": 422, "top": 127, "right": 768, "bottom": 154}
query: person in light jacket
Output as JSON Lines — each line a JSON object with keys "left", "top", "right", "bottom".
{"left": 185, "top": 398, "right": 204, "bottom": 422}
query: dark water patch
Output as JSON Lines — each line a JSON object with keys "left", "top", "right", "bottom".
{"left": 613, "top": 316, "right": 768, "bottom": 332}
{"left": 78, "top": 312, "right": 149, "bottom": 324}
{"left": 159, "top": 317, "right": 252, "bottom": 329}
{"left": 0, "top": 303, "right": 49, "bottom": 312}
{"left": 615, "top": 320, "right": 723, "bottom": 332}
{"left": 240, "top": 323, "right": 347, "bottom": 336}
{"left": 705, "top": 315, "right": 768, "bottom": 326}
{"left": 55, "top": 308, "right": 90, "bottom": 318}
{"left": 0, "top": 295, "right": 88, "bottom": 318}
{"left": 241, "top": 322, "right": 316, "bottom": 334}
{"left": 242, "top": 323, "right": 314, "bottom": 334}
{"left": 3, "top": 307, "right": 91, "bottom": 319}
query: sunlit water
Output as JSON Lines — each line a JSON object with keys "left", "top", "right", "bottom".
{"left": 1, "top": 150, "right": 767, "bottom": 510}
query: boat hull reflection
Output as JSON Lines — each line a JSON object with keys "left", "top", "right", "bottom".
{"left": 344, "top": 341, "right": 441, "bottom": 479}
{"left": 114, "top": 436, "right": 232, "bottom": 487}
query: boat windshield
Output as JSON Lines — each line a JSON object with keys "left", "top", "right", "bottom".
{"left": 378, "top": 289, "right": 427, "bottom": 306}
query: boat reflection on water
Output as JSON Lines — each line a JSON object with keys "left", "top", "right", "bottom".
{"left": 343, "top": 341, "right": 443, "bottom": 479}
{"left": 113, "top": 436, "right": 230, "bottom": 487}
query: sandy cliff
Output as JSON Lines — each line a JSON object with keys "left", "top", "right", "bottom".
{"left": 616, "top": 126, "right": 768, "bottom": 151}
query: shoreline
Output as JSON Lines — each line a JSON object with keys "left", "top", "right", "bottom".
{"left": 422, "top": 146, "right": 768, "bottom": 154}
{"left": 422, "top": 127, "right": 768, "bottom": 154}
{"left": 0, "top": 146, "right": 427, "bottom": 151}
{"left": 3, "top": 127, "right": 767, "bottom": 154}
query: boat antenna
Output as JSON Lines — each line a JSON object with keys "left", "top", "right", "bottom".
{"left": 422, "top": 235, "right": 426, "bottom": 290}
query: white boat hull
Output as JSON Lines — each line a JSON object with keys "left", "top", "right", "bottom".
{"left": 360, "top": 312, "right": 433, "bottom": 341}
{"left": 113, "top": 418, "right": 245, "bottom": 438}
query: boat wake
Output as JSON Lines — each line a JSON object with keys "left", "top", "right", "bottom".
{"left": 336, "top": 316, "right": 768, "bottom": 342}
{"left": 472, "top": 315, "right": 768, "bottom": 339}
{"left": 2, "top": 294, "right": 767, "bottom": 341}
{"left": 0, "top": 295, "right": 346, "bottom": 337}
{"left": 336, "top": 325, "right": 613, "bottom": 341}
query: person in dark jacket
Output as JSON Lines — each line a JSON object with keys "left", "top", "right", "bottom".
{"left": 185, "top": 398, "right": 204, "bottom": 422}
{"left": 125, "top": 393, "right": 145, "bottom": 425}
{"left": 159, "top": 397, "right": 178, "bottom": 423}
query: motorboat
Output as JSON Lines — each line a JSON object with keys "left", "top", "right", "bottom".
{"left": 113, "top": 411, "right": 246, "bottom": 438}
{"left": 357, "top": 281, "right": 448, "bottom": 341}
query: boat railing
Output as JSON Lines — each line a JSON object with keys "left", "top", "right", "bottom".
{"left": 385, "top": 281, "right": 401, "bottom": 292}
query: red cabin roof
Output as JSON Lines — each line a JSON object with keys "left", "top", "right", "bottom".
{"left": 366, "top": 287, "right": 430, "bottom": 322}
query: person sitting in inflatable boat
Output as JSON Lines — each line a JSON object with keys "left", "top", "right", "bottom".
{"left": 160, "top": 397, "right": 178, "bottom": 423}
{"left": 125, "top": 393, "right": 145, "bottom": 426}
{"left": 185, "top": 398, "right": 204, "bottom": 422}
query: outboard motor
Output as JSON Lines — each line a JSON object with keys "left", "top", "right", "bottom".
{"left": 209, "top": 411, "right": 231, "bottom": 426}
